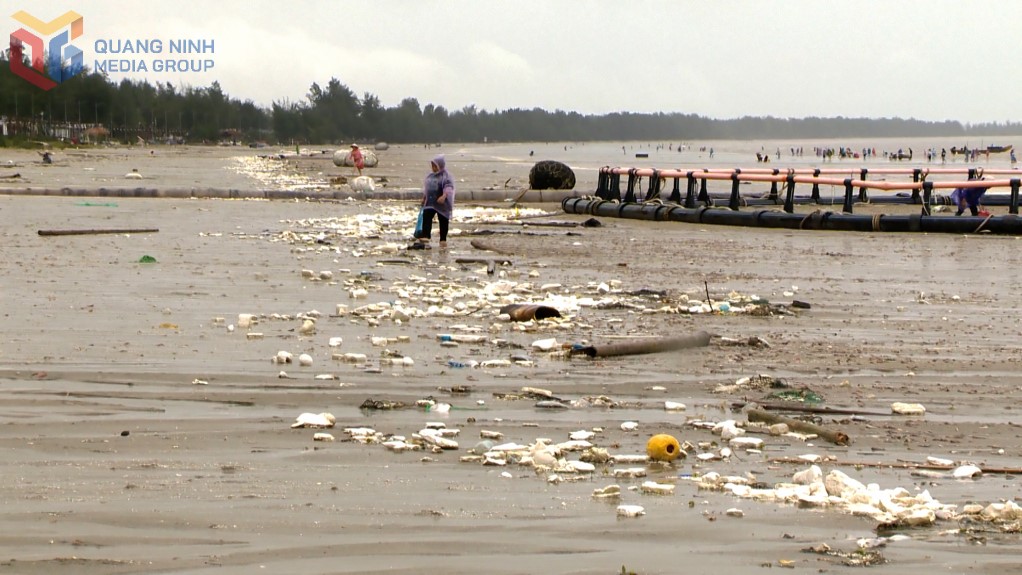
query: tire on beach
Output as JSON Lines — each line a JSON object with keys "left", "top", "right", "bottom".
{"left": 529, "top": 160, "right": 576, "bottom": 190}
{"left": 333, "top": 149, "right": 379, "bottom": 168}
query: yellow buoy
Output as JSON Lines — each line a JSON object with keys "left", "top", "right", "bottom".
{"left": 646, "top": 434, "right": 683, "bottom": 462}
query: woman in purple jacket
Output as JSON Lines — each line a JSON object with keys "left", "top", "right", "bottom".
{"left": 413, "top": 155, "right": 455, "bottom": 249}
{"left": 950, "top": 174, "right": 989, "bottom": 217}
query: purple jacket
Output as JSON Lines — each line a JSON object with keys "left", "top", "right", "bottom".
{"left": 423, "top": 154, "right": 455, "bottom": 219}
{"left": 950, "top": 183, "right": 988, "bottom": 208}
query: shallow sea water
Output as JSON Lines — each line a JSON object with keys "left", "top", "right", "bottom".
{"left": 2, "top": 138, "right": 1022, "bottom": 574}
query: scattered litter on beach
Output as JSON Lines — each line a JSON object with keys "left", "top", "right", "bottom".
{"left": 228, "top": 155, "right": 329, "bottom": 191}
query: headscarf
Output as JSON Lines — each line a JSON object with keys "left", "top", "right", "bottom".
{"left": 423, "top": 154, "right": 455, "bottom": 219}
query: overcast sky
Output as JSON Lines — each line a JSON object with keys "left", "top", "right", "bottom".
{"left": 11, "top": 1, "right": 1020, "bottom": 124}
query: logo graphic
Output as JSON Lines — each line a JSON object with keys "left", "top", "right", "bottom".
{"left": 9, "top": 10, "right": 84, "bottom": 90}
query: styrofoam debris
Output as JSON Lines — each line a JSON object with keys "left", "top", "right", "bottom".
{"left": 690, "top": 466, "right": 956, "bottom": 527}
{"left": 291, "top": 412, "right": 336, "bottom": 428}
{"left": 613, "top": 467, "right": 647, "bottom": 478}
{"left": 891, "top": 402, "right": 926, "bottom": 415}
{"left": 616, "top": 504, "right": 645, "bottom": 517}
{"left": 592, "top": 484, "right": 621, "bottom": 499}
{"left": 640, "top": 481, "right": 675, "bottom": 495}
{"left": 952, "top": 464, "right": 982, "bottom": 479}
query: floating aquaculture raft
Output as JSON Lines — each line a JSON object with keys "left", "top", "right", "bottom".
{"left": 561, "top": 166, "right": 1022, "bottom": 235}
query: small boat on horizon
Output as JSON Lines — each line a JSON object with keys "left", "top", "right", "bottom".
{"left": 950, "top": 144, "right": 1013, "bottom": 155}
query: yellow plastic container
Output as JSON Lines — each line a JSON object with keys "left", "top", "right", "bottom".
{"left": 646, "top": 434, "right": 683, "bottom": 462}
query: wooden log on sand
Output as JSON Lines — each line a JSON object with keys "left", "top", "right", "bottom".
{"left": 470, "top": 239, "right": 514, "bottom": 255}
{"left": 38, "top": 228, "right": 159, "bottom": 236}
{"left": 747, "top": 409, "right": 851, "bottom": 445}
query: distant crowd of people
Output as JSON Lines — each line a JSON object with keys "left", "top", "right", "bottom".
{"left": 621, "top": 142, "right": 1017, "bottom": 166}
{"left": 779, "top": 145, "right": 1017, "bottom": 165}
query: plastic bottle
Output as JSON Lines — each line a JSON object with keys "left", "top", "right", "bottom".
{"left": 447, "top": 360, "right": 466, "bottom": 368}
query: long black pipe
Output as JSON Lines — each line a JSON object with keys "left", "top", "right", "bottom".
{"left": 563, "top": 198, "right": 1022, "bottom": 234}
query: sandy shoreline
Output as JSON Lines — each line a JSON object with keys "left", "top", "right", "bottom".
{"left": 0, "top": 144, "right": 580, "bottom": 200}
{"left": 2, "top": 143, "right": 1022, "bottom": 574}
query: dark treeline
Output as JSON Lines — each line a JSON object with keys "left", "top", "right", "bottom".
{"left": 0, "top": 53, "right": 266, "bottom": 143}
{"left": 5, "top": 53, "right": 1022, "bottom": 145}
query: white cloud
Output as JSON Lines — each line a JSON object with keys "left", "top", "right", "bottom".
{"left": 13, "top": 0, "right": 1022, "bottom": 123}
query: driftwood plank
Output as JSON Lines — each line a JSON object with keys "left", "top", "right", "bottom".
{"left": 747, "top": 409, "right": 850, "bottom": 445}
{"left": 38, "top": 228, "right": 159, "bottom": 236}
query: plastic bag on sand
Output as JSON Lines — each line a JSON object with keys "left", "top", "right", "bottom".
{"left": 414, "top": 208, "right": 425, "bottom": 238}
{"left": 351, "top": 176, "right": 375, "bottom": 193}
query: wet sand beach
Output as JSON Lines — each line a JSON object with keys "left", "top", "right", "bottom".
{"left": 2, "top": 142, "right": 1022, "bottom": 574}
